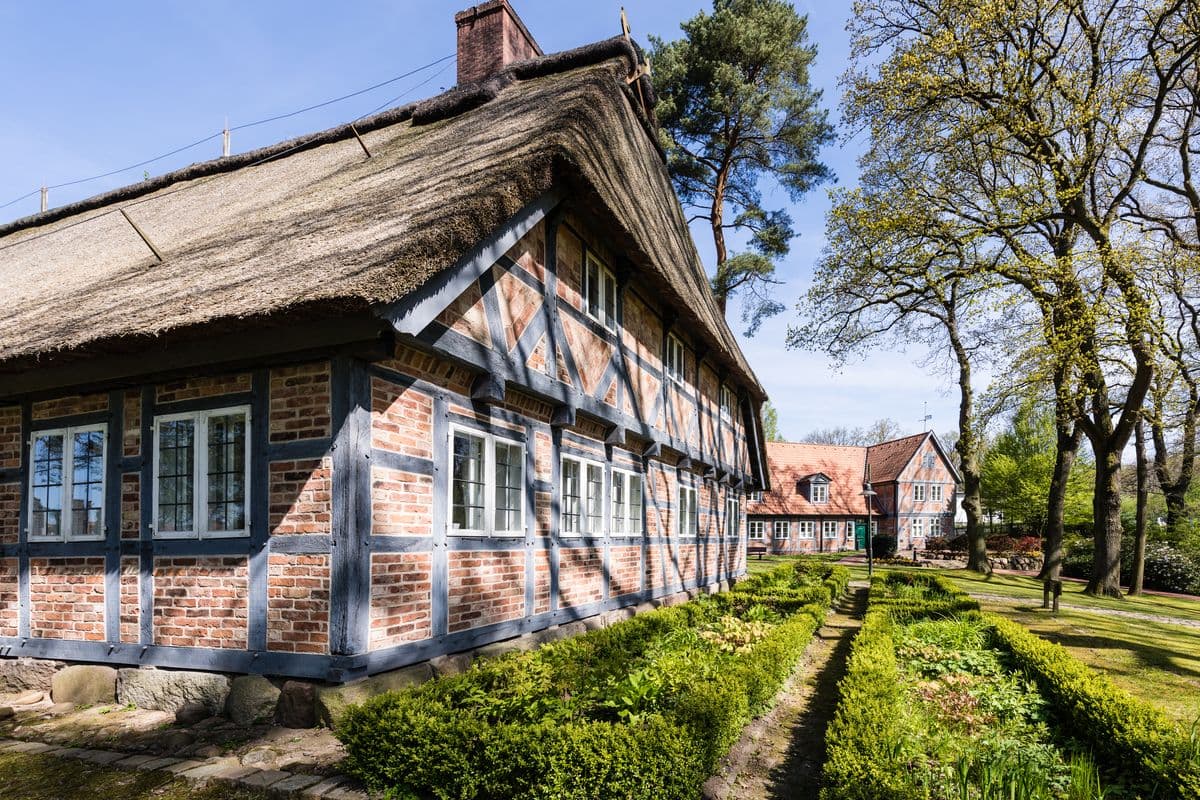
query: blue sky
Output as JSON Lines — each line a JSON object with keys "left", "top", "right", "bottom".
{"left": 0, "top": 1, "right": 962, "bottom": 442}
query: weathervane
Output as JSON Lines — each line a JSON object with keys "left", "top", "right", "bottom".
{"left": 920, "top": 402, "right": 932, "bottom": 432}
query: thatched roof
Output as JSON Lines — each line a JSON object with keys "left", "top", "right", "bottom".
{"left": 0, "top": 36, "right": 764, "bottom": 398}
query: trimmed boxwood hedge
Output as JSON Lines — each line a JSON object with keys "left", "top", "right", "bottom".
{"left": 338, "top": 562, "right": 850, "bottom": 800}
{"left": 821, "top": 570, "right": 1200, "bottom": 800}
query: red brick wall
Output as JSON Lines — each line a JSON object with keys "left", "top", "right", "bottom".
{"left": 371, "top": 467, "right": 433, "bottom": 536}
{"left": 532, "top": 550, "right": 551, "bottom": 614}
{"left": 0, "top": 405, "right": 20, "bottom": 469}
{"left": 30, "top": 557, "right": 106, "bottom": 641}
{"left": 120, "top": 557, "right": 139, "bottom": 643}
{"left": 559, "top": 547, "right": 603, "bottom": 608}
{"left": 437, "top": 282, "right": 491, "bottom": 346}
{"left": 269, "top": 458, "right": 332, "bottom": 535}
{"left": 121, "top": 474, "right": 140, "bottom": 540}
{"left": 123, "top": 391, "right": 140, "bottom": 457}
{"left": 610, "top": 546, "right": 641, "bottom": 597}
{"left": 0, "top": 483, "right": 18, "bottom": 545}
{"left": 152, "top": 557, "right": 248, "bottom": 649}
{"left": 32, "top": 393, "right": 108, "bottom": 421}
{"left": 267, "top": 554, "right": 330, "bottom": 654}
{"left": 0, "top": 558, "right": 17, "bottom": 637}
{"left": 369, "top": 553, "right": 432, "bottom": 649}
{"left": 371, "top": 378, "right": 433, "bottom": 457}
{"left": 378, "top": 343, "right": 474, "bottom": 396}
{"left": 448, "top": 551, "right": 524, "bottom": 632}
{"left": 646, "top": 544, "right": 665, "bottom": 589}
{"left": 456, "top": 0, "right": 541, "bottom": 84}
{"left": 269, "top": 363, "right": 332, "bottom": 442}
{"left": 156, "top": 373, "right": 250, "bottom": 403}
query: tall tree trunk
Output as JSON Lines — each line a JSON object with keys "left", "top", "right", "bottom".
{"left": 1085, "top": 442, "right": 1124, "bottom": 598}
{"left": 945, "top": 294, "right": 988, "bottom": 573}
{"left": 711, "top": 169, "right": 729, "bottom": 314}
{"left": 1038, "top": 424, "right": 1081, "bottom": 581}
{"left": 1150, "top": 382, "right": 1197, "bottom": 533}
{"left": 1130, "top": 414, "right": 1149, "bottom": 595}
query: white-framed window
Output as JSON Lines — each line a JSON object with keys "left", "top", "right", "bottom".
{"left": 665, "top": 334, "right": 686, "bottom": 383}
{"left": 810, "top": 483, "right": 828, "bottom": 503}
{"left": 561, "top": 455, "right": 604, "bottom": 536}
{"left": 871, "top": 520, "right": 879, "bottom": 536}
{"left": 930, "top": 484, "right": 943, "bottom": 502}
{"left": 583, "top": 251, "right": 617, "bottom": 330}
{"left": 749, "top": 490, "right": 763, "bottom": 502}
{"left": 822, "top": 520, "right": 838, "bottom": 539}
{"left": 923, "top": 453, "right": 936, "bottom": 469}
{"left": 28, "top": 424, "right": 107, "bottom": 541}
{"left": 610, "top": 468, "right": 643, "bottom": 535}
{"left": 913, "top": 483, "right": 926, "bottom": 502}
{"left": 912, "top": 517, "right": 925, "bottom": 538}
{"left": 846, "top": 520, "right": 856, "bottom": 540}
{"left": 154, "top": 407, "right": 250, "bottom": 539}
{"left": 725, "top": 496, "right": 740, "bottom": 538}
{"left": 930, "top": 517, "right": 941, "bottom": 536}
{"left": 676, "top": 483, "right": 698, "bottom": 537}
{"left": 798, "top": 520, "right": 815, "bottom": 539}
{"left": 774, "top": 520, "right": 790, "bottom": 540}
{"left": 748, "top": 520, "right": 765, "bottom": 540}
{"left": 720, "top": 385, "right": 737, "bottom": 419}
{"left": 448, "top": 425, "right": 526, "bottom": 537}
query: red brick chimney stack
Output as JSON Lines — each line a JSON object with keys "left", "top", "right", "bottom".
{"left": 455, "top": 1, "right": 544, "bottom": 85}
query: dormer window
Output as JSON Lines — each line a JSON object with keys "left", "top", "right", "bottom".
{"left": 584, "top": 252, "right": 617, "bottom": 330}
{"left": 811, "top": 483, "right": 828, "bottom": 503}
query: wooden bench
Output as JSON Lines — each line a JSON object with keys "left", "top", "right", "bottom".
{"left": 748, "top": 545, "right": 769, "bottom": 559}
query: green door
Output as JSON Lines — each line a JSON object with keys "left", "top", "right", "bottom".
{"left": 854, "top": 521, "right": 867, "bottom": 550}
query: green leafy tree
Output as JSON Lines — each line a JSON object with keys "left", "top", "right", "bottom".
{"left": 650, "top": 0, "right": 834, "bottom": 334}
{"left": 761, "top": 401, "right": 785, "bottom": 442}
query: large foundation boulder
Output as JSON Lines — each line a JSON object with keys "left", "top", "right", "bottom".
{"left": 50, "top": 665, "right": 117, "bottom": 706}
{"left": 315, "top": 662, "right": 433, "bottom": 728}
{"left": 0, "top": 658, "right": 65, "bottom": 695}
{"left": 117, "top": 667, "right": 230, "bottom": 714}
{"left": 224, "top": 675, "right": 280, "bottom": 726}
{"left": 275, "top": 681, "right": 317, "bottom": 728}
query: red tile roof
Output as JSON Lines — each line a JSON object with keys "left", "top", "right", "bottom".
{"left": 748, "top": 442, "right": 875, "bottom": 516}
{"left": 865, "top": 432, "right": 929, "bottom": 483}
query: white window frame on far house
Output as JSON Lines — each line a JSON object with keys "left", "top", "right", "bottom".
{"left": 822, "top": 520, "right": 838, "bottom": 540}
{"left": 610, "top": 467, "right": 643, "bottom": 535}
{"left": 561, "top": 454, "right": 605, "bottom": 537}
{"left": 583, "top": 251, "right": 618, "bottom": 330}
{"left": 774, "top": 520, "right": 790, "bottom": 540}
{"left": 810, "top": 482, "right": 829, "bottom": 503}
{"left": 846, "top": 520, "right": 856, "bottom": 540}
{"left": 749, "top": 490, "right": 763, "bottom": 502}
{"left": 930, "top": 483, "right": 943, "bottom": 502}
{"left": 748, "top": 520, "right": 765, "bottom": 540}
{"left": 871, "top": 520, "right": 879, "bottom": 536}
{"left": 153, "top": 406, "right": 251, "bottom": 540}
{"left": 27, "top": 423, "right": 108, "bottom": 542}
{"left": 798, "top": 520, "right": 815, "bottom": 539}
{"left": 447, "top": 424, "right": 526, "bottom": 538}
{"left": 720, "top": 385, "right": 737, "bottom": 420}
{"left": 912, "top": 517, "right": 925, "bottom": 538}
{"left": 930, "top": 517, "right": 941, "bottom": 537}
{"left": 665, "top": 334, "right": 686, "bottom": 383}
{"left": 913, "top": 483, "right": 926, "bottom": 502}
{"left": 676, "top": 483, "right": 698, "bottom": 537}
{"left": 725, "top": 496, "right": 740, "bottom": 538}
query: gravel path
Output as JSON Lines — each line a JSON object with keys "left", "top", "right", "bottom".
{"left": 970, "top": 593, "right": 1200, "bottom": 629}
{"left": 702, "top": 584, "right": 868, "bottom": 800}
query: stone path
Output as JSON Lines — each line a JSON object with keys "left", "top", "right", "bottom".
{"left": 703, "top": 584, "right": 868, "bottom": 800}
{"left": 970, "top": 593, "right": 1200, "bottom": 629}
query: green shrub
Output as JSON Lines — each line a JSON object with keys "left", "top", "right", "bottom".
{"left": 1061, "top": 538, "right": 1200, "bottom": 595}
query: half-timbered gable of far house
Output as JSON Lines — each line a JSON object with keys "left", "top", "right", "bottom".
{"left": 0, "top": 1, "right": 768, "bottom": 688}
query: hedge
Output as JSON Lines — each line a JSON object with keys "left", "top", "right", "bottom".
{"left": 339, "top": 561, "right": 848, "bottom": 799}
{"left": 822, "top": 570, "right": 1200, "bottom": 800}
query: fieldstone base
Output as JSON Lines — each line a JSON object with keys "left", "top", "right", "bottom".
{"left": 117, "top": 668, "right": 230, "bottom": 714}
{"left": 50, "top": 665, "right": 117, "bottom": 706}
{"left": 0, "top": 658, "right": 64, "bottom": 694}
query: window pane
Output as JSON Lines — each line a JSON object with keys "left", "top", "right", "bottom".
{"left": 611, "top": 473, "right": 625, "bottom": 534}
{"left": 586, "top": 262, "right": 599, "bottom": 318}
{"left": 71, "top": 430, "right": 104, "bottom": 537}
{"left": 452, "top": 432, "right": 485, "bottom": 531}
{"left": 494, "top": 441, "right": 523, "bottom": 533}
{"left": 31, "top": 434, "right": 64, "bottom": 538}
{"left": 562, "top": 459, "right": 581, "bottom": 533}
{"left": 586, "top": 464, "right": 603, "bottom": 534}
{"left": 604, "top": 273, "right": 617, "bottom": 328}
{"left": 629, "top": 476, "right": 643, "bottom": 534}
{"left": 207, "top": 413, "right": 247, "bottom": 532}
{"left": 158, "top": 420, "right": 195, "bottom": 534}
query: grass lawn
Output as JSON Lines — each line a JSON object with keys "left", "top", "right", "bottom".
{"left": 0, "top": 752, "right": 273, "bottom": 800}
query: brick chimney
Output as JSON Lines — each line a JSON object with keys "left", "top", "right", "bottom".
{"left": 455, "top": 1, "right": 543, "bottom": 85}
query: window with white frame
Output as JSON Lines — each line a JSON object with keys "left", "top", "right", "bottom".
{"left": 798, "top": 520, "right": 815, "bottom": 538}
{"left": 449, "top": 426, "right": 525, "bottom": 537}
{"left": 561, "top": 455, "right": 604, "bottom": 536}
{"left": 930, "top": 517, "right": 941, "bottom": 536}
{"left": 665, "top": 334, "right": 686, "bottom": 383}
{"left": 154, "top": 408, "right": 250, "bottom": 539}
{"left": 725, "top": 496, "right": 740, "bottom": 538}
{"left": 930, "top": 484, "right": 943, "bottom": 502}
{"left": 871, "top": 520, "right": 879, "bottom": 536}
{"left": 923, "top": 453, "right": 936, "bottom": 469}
{"left": 822, "top": 520, "right": 838, "bottom": 539}
{"left": 748, "top": 520, "right": 765, "bottom": 540}
{"left": 720, "top": 385, "right": 736, "bottom": 419}
{"left": 28, "top": 425, "right": 107, "bottom": 540}
{"left": 677, "top": 483, "right": 698, "bottom": 537}
{"left": 749, "top": 490, "right": 763, "bottom": 502}
{"left": 810, "top": 482, "right": 829, "bottom": 503}
{"left": 846, "top": 520, "right": 856, "bottom": 540}
{"left": 913, "top": 483, "right": 926, "bottom": 502}
{"left": 774, "top": 520, "right": 790, "bottom": 540}
{"left": 610, "top": 468, "right": 643, "bottom": 535}
{"left": 912, "top": 517, "right": 925, "bottom": 538}
{"left": 583, "top": 252, "right": 617, "bottom": 330}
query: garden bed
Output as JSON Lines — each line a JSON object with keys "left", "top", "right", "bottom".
{"left": 337, "top": 561, "right": 849, "bottom": 799}
{"left": 823, "top": 571, "right": 1200, "bottom": 800}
